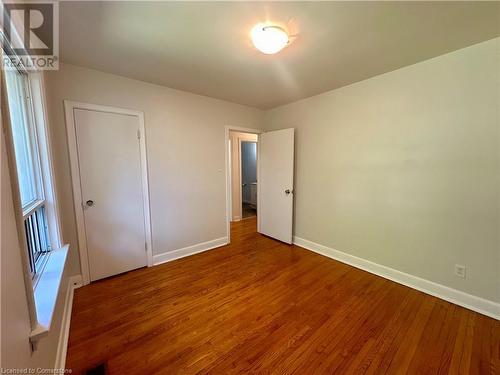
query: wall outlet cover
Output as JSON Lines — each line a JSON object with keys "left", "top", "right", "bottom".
{"left": 454, "top": 264, "right": 466, "bottom": 279}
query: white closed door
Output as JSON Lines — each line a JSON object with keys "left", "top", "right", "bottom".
{"left": 258, "top": 128, "right": 295, "bottom": 243}
{"left": 74, "top": 109, "right": 147, "bottom": 281}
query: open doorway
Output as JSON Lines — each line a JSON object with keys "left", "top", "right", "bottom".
{"left": 229, "top": 130, "right": 258, "bottom": 222}
{"left": 225, "top": 127, "right": 295, "bottom": 244}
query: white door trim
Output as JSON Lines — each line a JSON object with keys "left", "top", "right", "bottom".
{"left": 224, "top": 126, "right": 262, "bottom": 243}
{"left": 64, "top": 101, "right": 153, "bottom": 285}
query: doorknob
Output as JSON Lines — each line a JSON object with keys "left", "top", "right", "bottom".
{"left": 86, "top": 200, "right": 94, "bottom": 207}
{"left": 284, "top": 189, "right": 292, "bottom": 195}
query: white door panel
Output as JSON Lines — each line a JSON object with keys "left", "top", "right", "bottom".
{"left": 74, "top": 109, "right": 147, "bottom": 281}
{"left": 258, "top": 128, "right": 294, "bottom": 243}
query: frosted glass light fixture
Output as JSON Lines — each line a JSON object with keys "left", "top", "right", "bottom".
{"left": 251, "top": 24, "right": 289, "bottom": 54}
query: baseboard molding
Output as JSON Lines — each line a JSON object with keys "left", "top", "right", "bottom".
{"left": 293, "top": 237, "right": 499, "bottom": 320}
{"left": 153, "top": 237, "right": 228, "bottom": 266}
{"left": 54, "top": 274, "right": 82, "bottom": 370}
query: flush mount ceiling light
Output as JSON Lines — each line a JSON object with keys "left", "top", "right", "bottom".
{"left": 251, "top": 24, "right": 289, "bottom": 55}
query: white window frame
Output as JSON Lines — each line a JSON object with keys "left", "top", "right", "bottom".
{"left": 7, "top": 69, "right": 45, "bottom": 211}
{"left": 28, "top": 72, "right": 62, "bottom": 252}
{"left": 2, "top": 48, "right": 66, "bottom": 344}
{"left": 6, "top": 67, "right": 63, "bottom": 283}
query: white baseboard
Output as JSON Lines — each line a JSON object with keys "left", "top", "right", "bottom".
{"left": 54, "top": 274, "right": 82, "bottom": 370}
{"left": 153, "top": 237, "right": 228, "bottom": 266}
{"left": 293, "top": 237, "right": 499, "bottom": 320}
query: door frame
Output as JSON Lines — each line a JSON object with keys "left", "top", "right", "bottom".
{"left": 225, "top": 126, "right": 263, "bottom": 243}
{"left": 64, "top": 100, "right": 153, "bottom": 285}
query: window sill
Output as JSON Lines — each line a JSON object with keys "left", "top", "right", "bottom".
{"left": 29, "top": 244, "right": 69, "bottom": 342}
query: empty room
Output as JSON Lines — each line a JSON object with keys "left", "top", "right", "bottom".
{"left": 1, "top": 1, "right": 499, "bottom": 374}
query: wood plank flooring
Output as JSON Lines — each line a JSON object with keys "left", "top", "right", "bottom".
{"left": 66, "top": 218, "right": 499, "bottom": 374}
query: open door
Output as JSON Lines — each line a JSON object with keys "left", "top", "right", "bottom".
{"left": 258, "top": 128, "right": 294, "bottom": 243}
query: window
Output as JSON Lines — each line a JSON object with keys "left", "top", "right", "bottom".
{"left": 5, "top": 69, "right": 52, "bottom": 279}
{"left": 2, "top": 43, "right": 65, "bottom": 342}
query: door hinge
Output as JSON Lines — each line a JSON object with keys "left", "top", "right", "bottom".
{"left": 137, "top": 129, "right": 141, "bottom": 139}
{"left": 145, "top": 242, "right": 147, "bottom": 252}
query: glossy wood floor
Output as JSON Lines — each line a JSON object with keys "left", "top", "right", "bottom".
{"left": 67, "top": 218, "right": 499, "bottom": 374}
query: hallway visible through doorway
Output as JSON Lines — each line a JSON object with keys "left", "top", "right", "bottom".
{"left": 241, "top": 140, "right": 257, "bottom": 219}
{"left": 229, "top": 131, "right": 258, "bottom": 222}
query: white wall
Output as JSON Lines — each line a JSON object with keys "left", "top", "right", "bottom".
{"left": 44, "top": 63, "right": 263, "bottom": 266}
{"left": 264, "top": 38, "right": 499, "bottom": 303}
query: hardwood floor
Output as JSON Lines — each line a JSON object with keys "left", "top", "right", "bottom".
{"left": 66, "top": 218, "right": 499, "bottom": 374}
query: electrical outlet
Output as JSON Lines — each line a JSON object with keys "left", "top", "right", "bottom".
{"left": 454, "top": 264, "right": 466, "bottom": 279}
